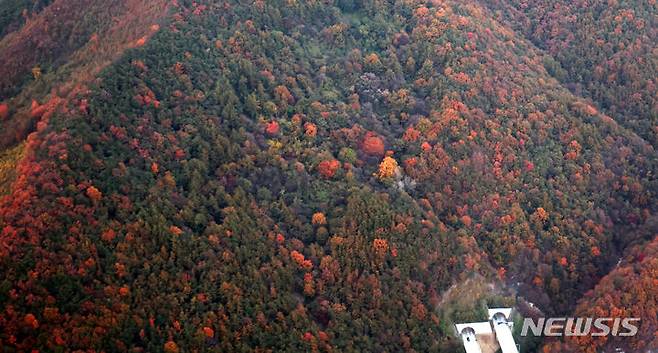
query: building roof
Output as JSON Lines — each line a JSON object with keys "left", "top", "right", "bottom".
{"left": 455, "top": 322, "right": 494, "bottom": 335}
{"left": 492, "top": 320, "right": 518, "bottom": 353}
{"left": 488, "top": 308, "right": 513, "bottom": 321}
{"left": 456, "top": 308, "right": 519, "bottom": 353}
{"left": 460, "top": 328, "right": 484, "bottom": 353}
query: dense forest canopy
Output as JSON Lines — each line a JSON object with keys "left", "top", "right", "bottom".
{"left": 0, "top": 0, "right": 655, "bottom": 352}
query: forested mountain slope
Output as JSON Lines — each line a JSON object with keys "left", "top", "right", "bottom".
{"left": 0, "top": 0, "right": 52, "bottom": 37}
{"left": 542, "top": 234, "right": 658, "bottom": 352}
{"left": 484, "top": 0, "right": 658, "bottom": 146}
{"left": 0, "top": 0, "right": 656, "bottom": 352}
{"left": 0, "top": 0, "right": 169, "bottom": 149}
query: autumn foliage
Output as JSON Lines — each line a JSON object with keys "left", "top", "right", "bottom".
{"left": 265, "top": 120, "right": 280, "bottom": 135}
{"left": 164, "top": 341, "right": 179, "bottom": 353}
{"left": 304, "top": 122, "right": 317, "bottom": 137}
{"left": 377, "top": 156, "right": 398, "bottom": 180}
{"left": 291, "top": 250, "right": 313, "bottom": 270}
{"left": 317, "top": 159, "right": 340, "bottom": 178}
{"left": 86, "top": 185, "right": 102, "bottom": 201}
{"left": 373, "top": 238, "right": 389, "bottom": 257}
{"left": 0, "top": 103, "right": 8, "bottom": 120}
{"left": 362, "top": 132, "right": 385, "bottom": 156}
{"left": 311, "top": 212, "right": 327, "bottom": 225}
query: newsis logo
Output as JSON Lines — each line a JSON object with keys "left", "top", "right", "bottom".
{"left": 520, "top": 317, "right": 640, "bottom": 337}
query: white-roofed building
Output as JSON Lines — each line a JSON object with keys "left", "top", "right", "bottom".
{"left": 455, "top": 322, "right": 494, "bottom": 336}
{"left": 488, "top": 308, "right": 513, "bottom": 322}
{"left": 458, "top": 326, "right": 483, "bottom": 353}
{"left": 455, "top": 307, "right": 519, "bottom": 353}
